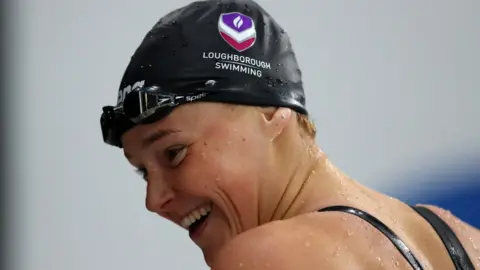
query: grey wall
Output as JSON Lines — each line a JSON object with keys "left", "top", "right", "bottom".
{"left": 7, "top": 0, "right": 479, "bottom": 269}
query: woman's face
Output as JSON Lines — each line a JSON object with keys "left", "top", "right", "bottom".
{"left": 121, "top": 102, "right": 280, "bottom": 264}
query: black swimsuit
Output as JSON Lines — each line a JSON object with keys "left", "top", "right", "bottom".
{"left": 318, "top": 206, "right": 475, "bottom": 270}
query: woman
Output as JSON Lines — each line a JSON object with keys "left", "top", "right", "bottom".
{"left": 100, "top": 0, "right": 479, "bottom": 269}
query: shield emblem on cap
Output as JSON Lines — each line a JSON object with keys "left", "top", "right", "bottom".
{"left": 218, "top": 12, "right": 256, "bottom": 52}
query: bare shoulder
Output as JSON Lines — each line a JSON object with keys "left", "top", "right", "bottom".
{"left": 211, "top": 213, "right": 402, "bottom": 270}
{"left": 211, "top": 215, "right": 343, "bottom": 270}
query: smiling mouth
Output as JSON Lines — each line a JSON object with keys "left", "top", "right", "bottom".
{"left": 181, "top": 204, "right": 212, "bottom": 235}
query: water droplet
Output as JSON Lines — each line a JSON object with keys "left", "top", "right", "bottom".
{"left": 469, "top": 237, "right": 478, "bottom": 250}
{"left": 275, "top": 69, "right": 279, "bottom": 72}
{"left": 333, "top": 246, "right": 340, "bottom": 257}
{"left": 347, "top": 230, "right": 354, "bottom": 236}
{"left": 239, "top": 262, "right": 244, "bottom": 268}
{"left": 205, "top": 80, "right": 216, "bottom": 87}
{"left": 341, "top": 216, "right": 347, "bottom": 221}
{"left": 171, "top": 20, "right": 177, "bottom": 25}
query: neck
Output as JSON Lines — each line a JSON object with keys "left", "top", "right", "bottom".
{"left": 264, "top": 145, "right": 369, "bottom": 223}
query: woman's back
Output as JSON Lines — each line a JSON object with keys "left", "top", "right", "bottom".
{"left": 212, "top": 188, "right": 480, "bottom": 270}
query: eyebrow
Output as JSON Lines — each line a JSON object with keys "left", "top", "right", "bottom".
{"left": 142, "top": 128, "right": 180, "bottom": 148}
{"left": 124, "top": 128, "right": 180, "bottom": 159}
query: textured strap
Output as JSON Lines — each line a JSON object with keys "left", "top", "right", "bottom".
{"left": 412, "top": 206, "right": 475, "bottom": 270}
{"left": 319, "top": 206, "right": 424, "bottom": 270}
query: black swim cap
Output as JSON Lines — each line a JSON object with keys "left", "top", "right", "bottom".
{"left": 100, "top": 0, "right": 307, "bottom": 148}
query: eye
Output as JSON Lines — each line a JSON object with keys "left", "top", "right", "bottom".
{"left": 165, "top": 145, "right": 187, "bottom": 167}
{"left": 135, "top": 167, "right": 148, "bottom": 181}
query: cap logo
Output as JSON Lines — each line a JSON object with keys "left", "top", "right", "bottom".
{"left": 218, "top": 12, "right": 256, "bottom": 52}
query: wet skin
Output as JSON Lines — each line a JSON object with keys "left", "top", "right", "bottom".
{"left": 122, "top": 103, "right": 295, "bottom": 264}
{"left": 121, "top": 102, "right": 480, "bottom": 269}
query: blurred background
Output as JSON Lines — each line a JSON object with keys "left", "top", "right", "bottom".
{"left": 5, "top": 0, "right": 479, "bottom": 269}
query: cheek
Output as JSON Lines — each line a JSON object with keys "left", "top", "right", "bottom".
{"left": 202, "top": 131, "right": 267, "bottom": 195}
{"left": 177, "top": 125, "right": 268, "bottom": 200}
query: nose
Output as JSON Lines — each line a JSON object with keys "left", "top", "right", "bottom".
{"left": 145, "top": 176, "right": 175, "bottom": 214}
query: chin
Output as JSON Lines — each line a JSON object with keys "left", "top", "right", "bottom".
{"left": 202, "top": 248, "right": 217, "bottom": 268}
{"left": 200, "top": 235, "right": 229, "bottom": 267}
{"left": 197, "top": 206, "right": 237, "bottom": 266}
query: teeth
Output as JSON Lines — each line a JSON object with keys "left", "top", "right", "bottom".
{"left": 181, "top": 204, "right": 212, "bottom": 229}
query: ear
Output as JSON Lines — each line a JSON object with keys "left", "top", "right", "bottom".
{"left": 260, "top": 107, "right": 292, "bottom": 141}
